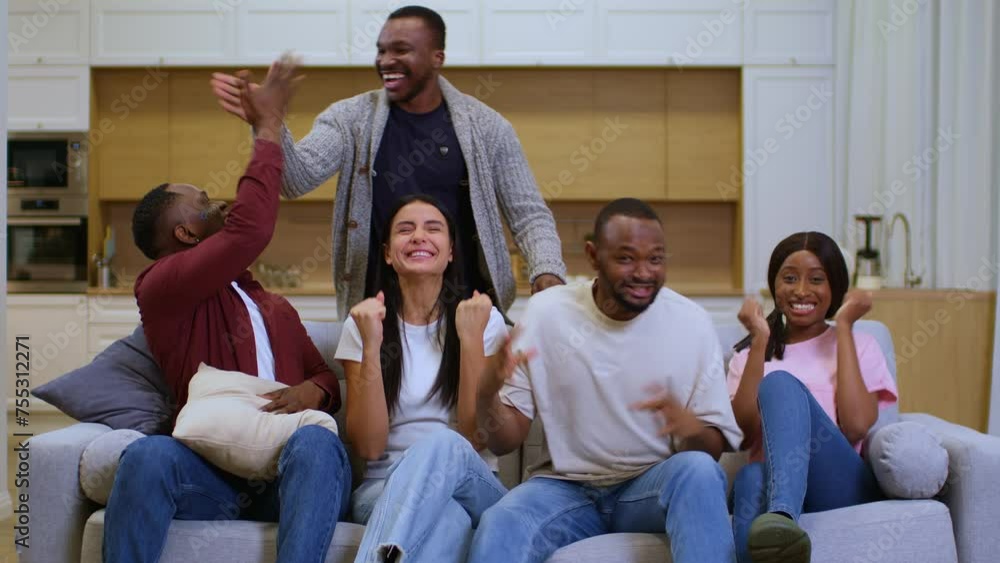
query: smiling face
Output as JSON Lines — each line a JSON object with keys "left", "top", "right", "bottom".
{"left": 375, "top": 16, "right": 443, "bottom": 105}
{"left": 384, "top": 200, "right": 453, "bottom": 278}
{"left": 774, "top": 249, "right": 833, "bottom": 333}
{"left": 588, "top": 215, "right": 667, "bottom": 319}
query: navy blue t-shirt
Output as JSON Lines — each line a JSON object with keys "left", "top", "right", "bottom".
{"left": 365, "top": 102, "right": 486, "bottom": 298}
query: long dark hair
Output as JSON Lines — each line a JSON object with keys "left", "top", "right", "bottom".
{"left": 375, "top": 194, "right": 466, "bottom": 414}
{"left": 734, "top": 231, "right": 849, "bottom": 360}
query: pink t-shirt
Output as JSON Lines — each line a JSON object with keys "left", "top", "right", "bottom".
{"left": 727, "top": 326, "right": 898, "bottom": 461}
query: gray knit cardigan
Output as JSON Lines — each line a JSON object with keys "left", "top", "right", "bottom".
{"left": 278, "top": 75, "right": 566, "bottom": 315}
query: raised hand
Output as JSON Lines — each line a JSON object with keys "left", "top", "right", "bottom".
{"left": 210, "top": 71, "right": 259, "bottom": 123}
{"left": 737, "top": 296, "right": 770, "bottom": 340}
{"left": 631, "top": 386, "right": 704, "bottom": 440}
{"left": 350, "top": 291, "right": 387, "bottom": 348}
{"left": 238, "top": 53, "right": 303, "bottom": 129}
{"left": 486, "top": 326, "right": 535, "bottom": 394}
{"left": 455, "top": 290, "right": 493, "bottom": 344}
{"left": 834, "top": 289, "right": 873, "bottom": 326}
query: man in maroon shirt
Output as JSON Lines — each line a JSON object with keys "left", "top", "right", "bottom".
{"left": 103, "top": 57, "right": 352, "bottom": 563}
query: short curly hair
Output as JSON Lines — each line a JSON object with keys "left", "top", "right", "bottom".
{"left": 132, "top": 183, "right": 177, "bottom": 260}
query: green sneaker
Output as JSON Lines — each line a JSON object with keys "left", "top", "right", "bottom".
{"left": 748, "top": 513, "right": 811, "bottom": 563}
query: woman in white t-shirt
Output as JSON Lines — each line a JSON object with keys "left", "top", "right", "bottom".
{"left": 727, "top": 232, "right": 898, "bottom": 563}
{"left": 335, "top": 194, "right": 509, "bottom": 563}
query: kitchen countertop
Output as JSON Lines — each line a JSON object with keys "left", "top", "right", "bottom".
{"left": 756, "top": 287, "right": 996, "bottom": 301}
{"left": 86, "top": 284, "right": 337, "bottom": 297}
{"left": 84, "top": 282, "right": 745, "bottom": 299}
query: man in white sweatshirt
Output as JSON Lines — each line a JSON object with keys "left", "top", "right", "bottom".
{"left": 470, "top": 198, "right": 743, "bottom": 563}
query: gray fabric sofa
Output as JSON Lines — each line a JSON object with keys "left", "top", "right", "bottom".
{"left": 20, "top": 320, "right": 1000, "bottom": 563}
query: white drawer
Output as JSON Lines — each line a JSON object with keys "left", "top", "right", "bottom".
{"left": 85, "top": 295, "right": 140, "bottom": 325}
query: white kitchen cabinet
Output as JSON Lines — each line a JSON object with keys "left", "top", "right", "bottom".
{"left": 349, "top": 0, "right": 480, "bottom": 66}
{"left": 91, "top": 0, "right": 237, "bottom": 65}
{"left": 7, "top": 0, "right": 90, "bottom": 64}
{"left": 741, "top": 66, "right": 835, "bottom": 293}
{"left": 744, "top": 0, "right": 835, "bottom": 65}
{"left": 597, "top": 0, "right": 743, "bottom": 66}
{"left": 237, "top": 0, "right": 351, "bottom": 66}
{"left": 6, "top": 295, "right": 89, "bottom": 400}
{"left": 482, "top": 0, "right": 595, "bottom": 65}
{"left": 285, "top": 296, "right": 339, "bottom": 322}
{"left": 7, "top": 65, "right": 90, "bottom": 131}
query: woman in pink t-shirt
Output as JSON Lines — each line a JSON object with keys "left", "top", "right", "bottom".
{"left": 727, "top": 232, "right": 898, "bottom": 563}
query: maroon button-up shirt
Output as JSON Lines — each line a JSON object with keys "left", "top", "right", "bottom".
{"left": 135, "top": 140, "right": 341, "bottom": 419}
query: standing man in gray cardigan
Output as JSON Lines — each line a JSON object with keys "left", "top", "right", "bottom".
{"left": 211, "top": 5, "right": 566, "bottom": 316}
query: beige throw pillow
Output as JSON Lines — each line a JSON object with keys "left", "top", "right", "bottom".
{"left": 172, "top": 363, "right": 339, "bottom": 480}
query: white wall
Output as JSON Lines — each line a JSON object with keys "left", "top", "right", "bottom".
{"left": 1, "top": 1, "right": 12, "bottom": 520}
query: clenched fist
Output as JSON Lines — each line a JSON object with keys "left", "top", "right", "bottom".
{"left": 834, "top": 289, "right": 873, "bottom": 326}
{"left": 350, "top": 291, "right": 387, "bottom": 347}
{"left": 737, "top": 297, "right": 770, "bottom": 340}
{"left": 455, "top": 290, "right": 492, "bottom": 344}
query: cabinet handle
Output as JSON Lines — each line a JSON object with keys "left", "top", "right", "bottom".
{"left": 789, "top": 56, "right": 798, "bottom": 65}
{"left": 36, "top": 56, "right": 43, "bottom": 63}
{"left": 37, "top": 122, "right": 44, "bottom": 129}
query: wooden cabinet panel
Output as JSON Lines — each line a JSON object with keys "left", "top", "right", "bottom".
{"left": 94, "top": 70, "right": 169, "bottom": 199}
{"left": 665, "top": 69, "right": 742, "bottom": 201}
{"left": 867, "top": 290, "right": 996, "bottom": 432}
{"left": 167, "top": 69, "right": 250, "bottom": 201}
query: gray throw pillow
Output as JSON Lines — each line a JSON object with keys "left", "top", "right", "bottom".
{"left": 80, "top": 429, "right": 146, "bottom": 505}
{"left": 868, "top": 421, "right": 949, "bottom": 499}
{"left": 32, "top": 326, "right": 174, "bottom": 435}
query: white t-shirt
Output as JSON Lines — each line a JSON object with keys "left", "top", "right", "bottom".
{"left": 500, "top": 281, "right": 743, "bottom": 486}
{"left": 335, "top": 306, "right": 508, "bottom": 479}
{"left": 230, "top": 282, "right": 275, "bottom": 381}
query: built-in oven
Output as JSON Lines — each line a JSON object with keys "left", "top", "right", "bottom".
{"left": 7, "top": 132, "right": 87, "bottom": 197}
{"left": 7, "top": 196, "right": 89, "bottom": 293}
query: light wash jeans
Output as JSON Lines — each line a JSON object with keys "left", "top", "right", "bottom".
{"left": 730, "top": 370, "right": 884, "bottom": 563}
{"left": 468, "top": 451, "right": 735, "bottom": 563}
{"left": 103, "top": 425, "right": 352, "bottom": 563}
{"left": 354, "top": 428, "right": 508, "bottom": 563}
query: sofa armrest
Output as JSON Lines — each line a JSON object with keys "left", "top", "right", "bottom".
{"left": 902, "top": 413, "right": 1000, "bottom": 563}
{"left": 19, "top": 423, "right": 111, "bottom": 563}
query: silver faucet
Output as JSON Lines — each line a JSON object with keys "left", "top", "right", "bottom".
{"left": 886, "top": 213, "right": 923, "bottom": 288}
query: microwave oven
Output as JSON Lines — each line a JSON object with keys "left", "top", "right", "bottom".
{"left": 7, "top": 132, "right": 88, "bottom": 197}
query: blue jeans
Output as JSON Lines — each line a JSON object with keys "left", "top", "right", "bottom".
{"left": 103, "top": 425, "right": 352, "bottom": 563}
{"left": 469, "top": 451, "right": 735, "bottom": 563}
{"left": 731, "top": 371, "right": 884, "bottom": 563}
{"left": 354, "top": 428, "right": 508, "bottom": 563}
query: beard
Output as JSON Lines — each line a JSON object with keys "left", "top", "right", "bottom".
{"left": 595, "top": 268, "right": 660, "bottom": 315}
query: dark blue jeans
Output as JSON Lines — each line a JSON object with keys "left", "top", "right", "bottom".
{"left": 731, "top": 371, "right": 884, "bottom": 563}
{"left": 103, "top": 425, "right": 352, "bottom": 563}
